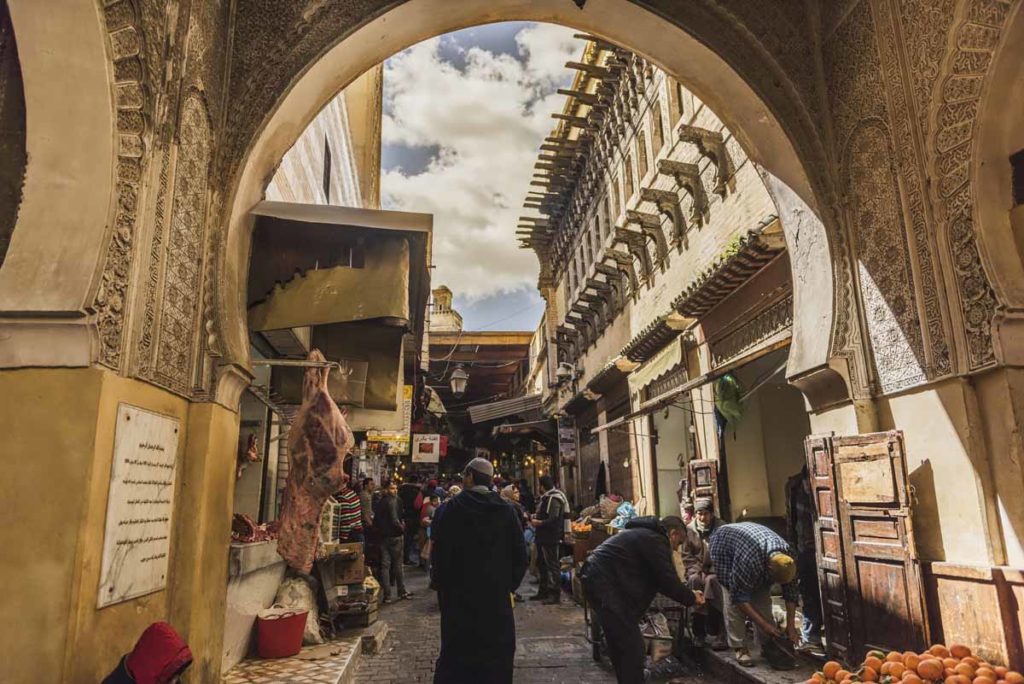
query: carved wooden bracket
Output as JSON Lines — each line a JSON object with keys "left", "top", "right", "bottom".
{"left": 604, "top": 251, "right": 640, "bottom": 297}
{"left": 625, "top": 209, "right": 669, "bottom": 266}
{"left": 640, "top": 187, "right": 686, "bottom": 248}
{"left": 613, "top": 227, "right": 653, "bottom": 279}
{"left": 656, "top": 158, "right": 710, "bottom": 226}
{"left": 676, "top": 124, "right": 735, "bottom": 198}
{"left": 594, "top": 264, "right": 627, "bottom": 312}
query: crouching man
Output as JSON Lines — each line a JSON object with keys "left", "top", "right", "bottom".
{"left": 580, "top": 516, "right": 704, "bottom": 684}
{"left": 708, "top": 522, "right": 799, "bottom": 669}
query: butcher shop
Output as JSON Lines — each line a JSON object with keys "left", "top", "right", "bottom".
{"left": 223, "top": 202, "right": 433, "bottom": 671}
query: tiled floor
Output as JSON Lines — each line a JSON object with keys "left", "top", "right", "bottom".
{"left": 223, "top": 638, "right": 360, "bottom": 684}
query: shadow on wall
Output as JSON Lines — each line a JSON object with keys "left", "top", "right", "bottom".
{"left": 908, "top": 458, "right": 945, "bottom": 563}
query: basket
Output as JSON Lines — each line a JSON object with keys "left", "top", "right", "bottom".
{"left": 256, "top": 607, "right": 308, "bottom": 659}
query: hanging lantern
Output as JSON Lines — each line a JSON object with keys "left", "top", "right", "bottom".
{"left": 450, "top": 364, "right": 469, "bottom": 397}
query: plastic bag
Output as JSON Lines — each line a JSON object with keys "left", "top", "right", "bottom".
{"left": 610, "top": 501, "right": 638, "bottom": 529}
{"left": 273, "top": 577, "right": 323, "bottom": 645}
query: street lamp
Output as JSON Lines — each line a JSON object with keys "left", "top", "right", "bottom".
{"left": 450, "top": 364, "right": 469, "bottom": 397}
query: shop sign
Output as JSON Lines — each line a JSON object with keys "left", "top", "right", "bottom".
{"left": 97, "top": 404, "right": 181, "bottom": 608}
{"left": 558, "top": 418, "right": 577, "bottom": 464}
{"left": 412, "top": 433, "right": 441, "bottom": 463}
{"left": 367, "top": 384, "right": 413, "bottom": 455}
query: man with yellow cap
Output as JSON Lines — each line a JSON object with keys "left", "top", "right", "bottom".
{"left": 709, "top": 522, "right": 799, "bottom": 669}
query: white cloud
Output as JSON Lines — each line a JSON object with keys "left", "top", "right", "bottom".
{"left": 380, "top": 23, "right": 582, "bottom": 300}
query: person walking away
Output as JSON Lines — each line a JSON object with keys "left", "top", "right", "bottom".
{"left": 374, "top": 479, "right": 413, "bottom": 604}
{"left": 709, "top": 522, "right": 799, "bottom": 668}
{"left": 430, "top": 458, "right": 528, "bottom": 684}
{"left": 580, "top": 516, "right": 703, "bottom": 684}
{"left": 333, "top": 475, "right": 364, "bottom": 543}
{"left": 786, "top": 466, "right": 824, "bottom": 653}
{"left": 398, "top": 475, "right": 422, "bottom": 564}
{"left": 682, "top": 497, "right": 726, "bottom": 649}
{"left": 529, "top": 475, "right": 568, "bottom": 604}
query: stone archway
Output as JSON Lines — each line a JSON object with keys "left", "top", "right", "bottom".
{"left": 973, "top": 2, "right": 1024, "bottom": 365}
{"left": 217, "top": 0, "right": 846, "bottom": 410}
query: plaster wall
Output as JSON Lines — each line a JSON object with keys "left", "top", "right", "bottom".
{"left": 721, "top": 392, "right": 772, "bottom": 519}
{"left": 876, "top": 379, "right": 995, "bottom": 565}
{"left": 756, "top": 383, "right": 811, "bottom": 516}
{"left": 0, "top": 367, "right": 239, "bottom": 683}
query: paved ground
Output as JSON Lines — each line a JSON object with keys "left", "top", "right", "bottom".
{"left": 354, "top": 569, "right": 703, "bottom": 683}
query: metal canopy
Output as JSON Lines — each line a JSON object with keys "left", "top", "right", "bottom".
{"left": 468, "top": 393, "right": 543, "bottom": 425}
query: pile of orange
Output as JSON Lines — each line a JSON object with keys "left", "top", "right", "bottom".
{"left": 807, "top": 644, "right": 1024, "bottom": 684}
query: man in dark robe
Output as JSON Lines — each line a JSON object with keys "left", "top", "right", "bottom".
{"left": 430, "top": 457, "right": 528, "bottom": 684}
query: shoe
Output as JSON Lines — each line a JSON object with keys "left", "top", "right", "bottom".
{"left": 709, "top": 635, "right": 729, "bottom": 651}
{"left": 797, "top": 639, "right": 824, "bottom": 654}
{"left": 399, "top": 592, "right": 414, "bottom": 600}
{"left": 382, "top": 597, "right": 392, "bottom": 605}
{"left": 735, "top": 648, "right": 753, "bottom": 667}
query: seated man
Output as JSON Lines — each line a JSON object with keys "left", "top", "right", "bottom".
{"left": 580, "top": 516, "right": 704, "bottom": 684}
{"left": 709, "top": 522, "right": 799, "bottom": 669}
{"left": 681, "top": 497, "right": 726, "bottom": 649}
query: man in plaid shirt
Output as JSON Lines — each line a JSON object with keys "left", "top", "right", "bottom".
{"left": 709, "top": 522, "right": 799, "bottom": 668}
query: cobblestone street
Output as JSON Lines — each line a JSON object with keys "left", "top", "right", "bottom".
{"left": 356, "top": 569, "right": 675, "bottom": 683}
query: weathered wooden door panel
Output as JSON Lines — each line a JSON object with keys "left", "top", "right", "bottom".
{"left": 688, "top": 458, "right": 719, "bottom": 513}
{"left": 833, "top": 431, "right": 928, "bottom": 661}
{"left": 805, "top": 435, "right": 852, "bottom": 662}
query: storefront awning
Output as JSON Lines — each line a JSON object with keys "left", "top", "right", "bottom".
{"left": 247, "top": 201, "right": 432, "bottom": 411}
{"left": 492, "top": 419, "right": 556, "bottom": 441}
{"left": 468, "top": 393, "right": 543, "bottom": 424}
{"left": 590, "top": 337, "right": 791, "bottom": 434}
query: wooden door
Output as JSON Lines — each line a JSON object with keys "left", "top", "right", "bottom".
{"left": 687, "top": 459, "right": 719, "bottom": 514}
{"left": 833, "top": 432, "right": 927, "bottom": 659}
{"left": 805, "top": 432, "right": 927, "bottom": 663}
{"left": 805, "top": 435, "right": 852, "bottom": 662}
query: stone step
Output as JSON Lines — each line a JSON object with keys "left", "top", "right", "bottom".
{"left": 698, "top": 648, "right": 817, "bottom": 684}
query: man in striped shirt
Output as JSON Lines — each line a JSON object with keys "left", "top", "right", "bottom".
{"left": 333, "top": 475, "right": 364, "bottom": 543}
{"left": 709, "top": 522, "right": 799, "bottom": 668}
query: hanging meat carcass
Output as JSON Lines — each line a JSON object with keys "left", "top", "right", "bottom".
{"left": 277, "top": 349, "right": 354, "bottom": 573}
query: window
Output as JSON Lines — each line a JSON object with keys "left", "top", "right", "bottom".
{"left": 601, "top": 197, "right": 612, "bottom": 240}
{"left": 592, "top": 216, "right": 602, "bottom": 256}
{"left": 651, "top": 101, "right": 665, "bottom": 154}
{"left": 1012, "top": 148, "right": 1024, "bottom": 206}
{"left": 637, "top": 131, "right": 649, "bottom": 179}
{"left": 623, "top": 152, "right": 634, "bottom": 200}
{"left": 322, "top": 135, "right": 333, "bottom": 204}
{"left": 668, "top": 77, "right": 684, "bottom": 123}
{"left": 610, "top": 176, "right": 621, "bottom": 220}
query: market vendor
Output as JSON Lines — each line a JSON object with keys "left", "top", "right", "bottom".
{"left": 682, "top": 497, "right": 726, "bottom": 649}
{"left": 579, "top": 516, "right": 703, "bottom": 684}
{"left": 708, "top": 522, "right": 799, "bottom": 669}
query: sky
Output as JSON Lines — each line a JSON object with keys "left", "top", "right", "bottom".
{"left": 379, "top": 22, "right": 583, "bottom": 331}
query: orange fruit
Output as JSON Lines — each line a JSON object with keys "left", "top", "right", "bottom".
{"left": 888, "top": 663, "right": 907, "bottom": 679}
{"left": 951, "top": 645, "right": 973, "bottom": 660}
{"left": 978, "top": 670, "right": 997, "bottom": 680}
{"left": 946, "top": 677, "right": 970, "bottom": 684}
{"left": 976, "top": 677, "right": 997, "bottom": 684}
{"left": 861, "top": 666, "right": 879, "bottom": 682}
{"left": 957, "top": 664, "right": 978, "bottom": 679}
{"left": 932, "top": 645, "right": 952, "bottom": 659}
{"left": 824, "top": 661, "right": 843, "bottom": 680}
{"left": 836, "top": 670, "right": 852, "bottom": 682}
{"left": 1005, "top": 673, "right": 1024, "bottom": 684}
{"left": 903, "top": 675, "right": 923, "bottom": 684}
{"left": 887, "top": 652, "right": 906, "bottom": 663}
{"left": 946, "top": 659, "right": 963, "bottom": 670}
{"left": 964, "top": 659, "right": 981, "bottom": 669}
{"left": 811, "top": 674, "right": 827, "bottom": 683}
{"left": 865, "top": 657, "right": 884, "bottom": 672}
{"left": 920, "top": 659, "right": 946, "bottom": 680}
{"left": 905, "top": 654, "right": 923, "bottom": 671}
{"left": 995, "top": 668, "right": 1009, "bottom": 679}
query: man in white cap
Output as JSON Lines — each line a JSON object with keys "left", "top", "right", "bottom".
{"left": 430, "top": 457, "right": 528, "bottom": 683}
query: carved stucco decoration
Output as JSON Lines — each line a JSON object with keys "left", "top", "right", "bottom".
{"left": 927, "top": 0, "right": 1013, "bottom": 371}
{"left": 150, "top": 93, "right": 212, "bottom": 395}
{"left": 846, "top": 121, "right": 928, "bottom": 394}
{"left": 93, "top": 0, "right": 153, "bottom": 370}
{"left": 873, "top": 0, "right": 953, "bottom": 378}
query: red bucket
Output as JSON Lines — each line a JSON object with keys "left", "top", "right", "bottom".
{"left": 256, "top": 608, "right": 308, "bottom": 659}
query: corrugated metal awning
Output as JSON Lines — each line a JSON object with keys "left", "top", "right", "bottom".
{"left": 468, "top": 393, "right": 543, "bottom": 424}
